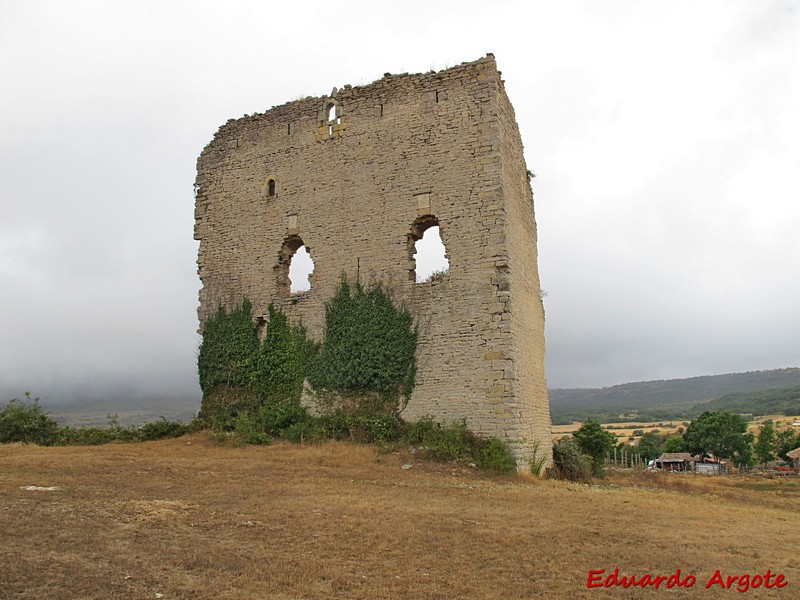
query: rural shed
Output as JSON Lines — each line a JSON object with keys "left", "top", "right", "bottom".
{"left": 695, "top": 462, "right": 725, "bottom": 475}
{"left": 787, "top": 447, "right": 800, "bottom": 469}
{"left": 654, "top": 453, "right": 696, "bottom": 472}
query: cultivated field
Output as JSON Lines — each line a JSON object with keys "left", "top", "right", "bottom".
{"left": 552, "top": 421, "right": 684, "bottom": 443}
{"left": 2, "top": 435, "right": 799, "bottom": 599}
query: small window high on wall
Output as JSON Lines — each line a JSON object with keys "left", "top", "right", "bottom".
{"left": 263, "top": 177, "right": 277, "bottom": 198}
{"left": 409, "top": 216, "right": 449, "bottom": 283}
{"left": 326, "top": 102, "right": 340, "bottom": 136}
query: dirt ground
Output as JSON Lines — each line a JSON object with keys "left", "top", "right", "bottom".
{"left": 1, "top": 434, "right": 798, "bottom": 599}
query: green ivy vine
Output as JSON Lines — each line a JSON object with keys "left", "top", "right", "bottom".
{"left": 198, "top": 277, "right": 417, "bottom": 422}
{"left": 310, "top": 277, "right": 417, "bottom": 414}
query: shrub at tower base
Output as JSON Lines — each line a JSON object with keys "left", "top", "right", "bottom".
{"left": 196, "top": 278, "right": 517, "bottom": 473}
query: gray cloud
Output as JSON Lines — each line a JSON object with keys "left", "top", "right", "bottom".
{"left": 1, "top": 0, "right": 798, "bottom": 408}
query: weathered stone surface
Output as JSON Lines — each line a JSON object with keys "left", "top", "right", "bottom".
{"left": 194, "top": 54, "right": 551, "bottom": 468}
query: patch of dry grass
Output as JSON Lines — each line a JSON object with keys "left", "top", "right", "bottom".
{"left": 2, "top": 434, "right": 799, "bottom": 599}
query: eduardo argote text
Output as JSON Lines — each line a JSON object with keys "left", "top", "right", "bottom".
{"left": 587, "top": 568, "right": 788, "bottom": 592}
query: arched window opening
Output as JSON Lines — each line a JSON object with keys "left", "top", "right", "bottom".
{"left": 267, "top": 178, "right": 276, "bottom": 197}
{"left": 409, "top": 216, "right": 449, "bottom": 283}
{"left": 276, "top": 236, "right": 315, "bottom": 295}
{"left": 289, "top": 245, "right": 314, "bottom": 293}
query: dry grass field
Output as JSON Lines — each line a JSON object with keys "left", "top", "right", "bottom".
{"left": 749, "top": 415, "right": 800, "bottom": 435}
{"left": 2, "top": 434, "right": 799, "bottom": 599}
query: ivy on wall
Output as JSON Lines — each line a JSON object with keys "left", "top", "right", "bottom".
{"left": 197, "top": 300, "right": 312, "bottom": 424}
{"left": 249, "top": 305, "right": 317, "bottom": 403}
{"left": 197, "top": 299, "right": 260, "bottom": 394}
{"left": 310, "top": 278, "right": 417, "bottom": 414}
{"left": 198, "top": 277, "right": 417, "bottom": 420}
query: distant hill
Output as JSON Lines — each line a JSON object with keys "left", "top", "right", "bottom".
{"left": 549, "top": 368, "right": 800, "bottom": 424}
{"left": 694, "top": 386, "right": 800, "bottom": 418}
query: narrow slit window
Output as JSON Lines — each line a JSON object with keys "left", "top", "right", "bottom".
{"left": 267, "top": 179, "right": 276, "bottom": 197}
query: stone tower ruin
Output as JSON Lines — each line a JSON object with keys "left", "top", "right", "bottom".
{"left": 194, "top": 54, "right": 551, "bottom": 467}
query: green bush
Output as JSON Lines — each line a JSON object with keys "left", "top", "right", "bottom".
{"left": 551, "top": 437, "right": 593, "bottom": 483}
{"left": 475, "top": 438, "right": 517, "bottom": 474}
{"left": 138, "top": 419, "right": 189, "bottom": 441}
{"left": 308, "top": 411, "right": 401, "bottom": 444}
{"left": 280, "top": 419, "right": 316, "bottom": 443}
{"left": 361, "top": 413, "right": 403, "bottom": 443}
{"left": 0, "top": 394, "right": 60, "bottom": 445}
{"left": 233, "top": 413, "right": 272, "bottom": 446}
{"left": 257, "top": 399, "right": 309, "bottom": 435}
{"left": 403, "top": 417, "right": 516, "bottom": 473}
{"left": 197, "top": 384, "right": 261, "bottom": 430}
{"left": 405, "top": 416, "right": 437, "bottom": 445}
{"left": 106, "top": 414, "right": 141, "bottom": 442}
{"left": 572, "top": 419, "right": 616, "bottom": 476}
{"left": 0, "top": 396, "right": 190, "bottom": 447}
{"left": 52, "top": 415, "right": 189, "bottom": 446}
{"left": 56, "top": 425, "right": 117, "bottom": 446}
{"left": 412, "top": 419, "right": 480, "bottom": 462}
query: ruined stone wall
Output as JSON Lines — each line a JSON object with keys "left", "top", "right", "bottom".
{"left": 194, "top": 55, "right": 551, "bottom": 467}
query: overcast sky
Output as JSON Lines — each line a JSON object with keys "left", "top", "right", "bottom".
{"left": 1, "top": 1, "right": 798, "bottom": 409}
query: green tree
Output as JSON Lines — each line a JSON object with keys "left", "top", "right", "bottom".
{"left": 663, "top": 435, "right": 685, "bottom": 453}
{"left": 754, "top": 422, "right": 777, "bottom": 467}
{"left": 683, "top": 411, "right": 754, "bottom": 467}
{"left": 572, "top": 419, "right": 616, "bottom": 476}
{"left": 775, "top": 428, "right": 800, "bottom": 461}
{"left": 636, "top": 431, "right": 663, "bottom": 460}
